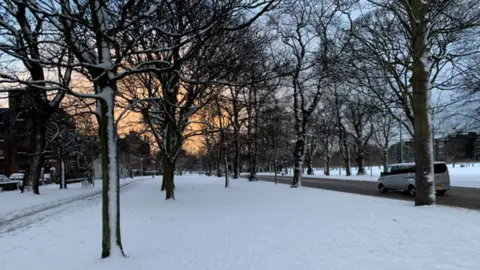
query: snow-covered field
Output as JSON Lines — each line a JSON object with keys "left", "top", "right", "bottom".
{"left": 259, "top": 163, "right": 480, "bottom": 188}
{"left": 0, "top": 175, "right": 479, "bottom": 270}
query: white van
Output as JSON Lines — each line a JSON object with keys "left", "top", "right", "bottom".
{"left": 377, "top": 162, "right": 450, "bottom": 196}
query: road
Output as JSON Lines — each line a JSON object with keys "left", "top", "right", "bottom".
{"left": 256, "top": 175, "right": 480, "bottom": 210}
{"left": 0, "top": 180, "right": 138, "bottom": 237}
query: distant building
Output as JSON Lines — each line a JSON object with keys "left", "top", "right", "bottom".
{"left": 117, "top": 130, "right": 151, "bottom": 176}
{"left": 388, "top": 140, "right": 415, "bottom": 164}
{"left": 443, "top": 132, "right": 478, "bottom": 163}
{"left": 388, "top": 132, "right": 480, "bottom": 164}
{"left": 0, "top": 93, "right": 88, "bottom": 179}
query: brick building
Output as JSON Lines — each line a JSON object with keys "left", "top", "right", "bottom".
{"left": 0, "top": 109, "right": 63, "bottom": 178}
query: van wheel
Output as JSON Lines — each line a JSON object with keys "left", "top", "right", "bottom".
{"left": 408, "top": 185, "right": 416, "bottom": 197}
{"left": 437, "top": 190, "right": 447, "bottom": 196}
{"left": 378, "top": 184, "right": 387, "bottom": 194}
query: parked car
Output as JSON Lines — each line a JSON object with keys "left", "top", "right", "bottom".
{"left": 9, "top": 173, "right": 24, "bottom": 182}
{"left": 377, "top": 162, "right": 450, "bottom": 196}
{"left": 0, "top": 175, "right": 9, "bottom": 182}
{"left": 0, "top": 173, "right": 21, "bottom": 191}
{"left": 9, "top": 172, "right": 50, "bottom": 186}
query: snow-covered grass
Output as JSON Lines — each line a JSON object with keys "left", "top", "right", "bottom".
{"left": 0, "top": 176, "right": 146, "bottom": 216}
{"left": 1, "top": 175, "right": 480, "bottom": 270}
{"left": 259, "top": 163, "right": 480, "bottom": 188}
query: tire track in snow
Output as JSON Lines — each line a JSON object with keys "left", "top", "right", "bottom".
{"left": 0, "top": 180, "right": 138, "bottom": 237}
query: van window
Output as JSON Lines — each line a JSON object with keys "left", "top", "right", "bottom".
{"left": 396, "top": 165, "right": 414, "bottom": 174}
{"left": 390, "top": 166, "right": 399, "bottom": 175}
{"left": 434, "top": 163, "right": 448, "bottom": 174}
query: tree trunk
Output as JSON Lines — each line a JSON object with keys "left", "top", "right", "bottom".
{"left": 410, "top": 0, "right": 435, "bottom": 206}
{"left": 382, "top": 150, "right": 388, "bottom": 172}
{"left": 324, "top": 156, "right": 331, "bottom": 176}
{"left": 161, "top": 176, "right": 166, "bottom": 190}
{"left": 344, "top": 147, "right": 351, "bottom": 176}
{"left": 340, "top": 137, "right": 351, "bottom": 176}
{"left": 305, "top": 145, "right": 314, "bottom": 175}
{"left": 24, "top": 124, "right": 47, "bottom": 194}
{"left": 356, "top": 149, "right": 366, "bottom": 175}
{"left": 162, "top": 159, "right": 175, "bottom": 200}
{"left": 232, "top": 99, "right": 240, "bottom": 179}
{"left": 161, "top": 158, "right": 167, "bottom": 191}
{"left": 292, "top": 137, "right": 305, "bottom": 187}
{"left": 273, "top": 137, "right": 278, "bottom": 184}
{"left": 224, "top": 153, "right": 229, "bottom": 188}
{"left": 99, "top": 88, "right": 124, "bottom": 258}
{"left": 233, "top": 128, "right": 240, "bottom": 179}
{"left": 248, "top": 134, "right": 257, "bottom": 181}
{"left": 307, "top": 161, "right": 314, "bottom": 175}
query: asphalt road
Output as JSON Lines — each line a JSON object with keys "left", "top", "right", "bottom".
{"left": 256, "top": 175, "right": 480, "bottom": 210}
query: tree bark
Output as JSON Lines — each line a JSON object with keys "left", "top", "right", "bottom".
{"left": 24, "top": 124, "right": 47, "bottom": 194}
{"left": 99, "top": 87, "right": 124, "bottom": 258}
{"left": 409, "top": 0, "right": 435, "bottom": 206}
{"left": 343, "top": 145, "right": 351, "bottom": 176}
{"left": 305, "top": 145, "right": 314, "bottom": 175}
{"left": 292, "top": 137, "right": 306, "bottom": 187}
{"left": 339, "top": 135, "right": 351, "bottom": 176}
{"left": 162, "top": 159, "right": 175, "bottom": 199}
{"left": 252, "top": 86, "right": 259, "bottom": 181}
{"left": 14, "top": 4, "right": 52, "bottom": 195}
{"left": 382, "top": 150, "right": 388, "bottom": 172}
{"left": 324, "top": 156, "right": 331, "bottom": 176}
{"left": 356, "top": 149, "right": 366, "bottom": 175}
{"left": 232, "top": 95, "right": 240, "bottom": 179}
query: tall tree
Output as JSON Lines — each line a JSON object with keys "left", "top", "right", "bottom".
{"left": 349, "top": 0, "right": 480, "bottom": 205}
{"left": 0, "top": 0, "right": 70, "bottom": 194}
{"left": 3, "top": 0, "right": 177, "bottom": 258}
{"left": 372, "top": 113, "right": 397, "bottom": 171}
{"left": 45, "top": 111, "right": 77, "bottom": 189}
{"left": 274, "top": 0, "right": 352, "bottom": 187}
{"left": 344, "top": 95, "right": 375, "bottom": 175}
{"left": 312, "top": 104, "right": 337, "bottom": 176}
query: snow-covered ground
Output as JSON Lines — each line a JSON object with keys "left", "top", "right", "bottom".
{"left": 259, "top": 163, "right": 480, "bottom": 188}
{"left": 0, "top": 176, "right": 148, "bottom": 216}
{"left": 1, "top": 175, "right": 479, "bottom": 270}
{"left": 0, "top": 180, "right": 101, "bottom": 216}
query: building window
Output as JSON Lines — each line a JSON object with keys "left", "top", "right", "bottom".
{"left": 0, "top": 148, "right": 3, "bottom": 157}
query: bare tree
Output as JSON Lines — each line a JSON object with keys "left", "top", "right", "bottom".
{"left": 332, "top": 85, "right": 352, "bottom": 176}
{"left": 46, "top": 112, "right": 77, "bottom": 189}
{"left": 0, "top": 1, "right": 70, "bottom": 194}
{"left": 343, "top": 94, "right": 375, "bottom": 175}
{"left": 372, "top": 113, "right": 397, "bottom": 171}
{"left": 274, "top": 0, "right": 352, "bottom": 187}
{"left": 216, "top": 96, "right": 230, "bottom": 188}
{"left": 2, "top": 0, "right": 176, "bottom": 258}
{"left": 312, "top": 105, "right": 337, "bottom": 176}
{"left": 348, "top": 0, "right": 480, "bottom": 205}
